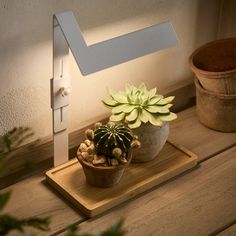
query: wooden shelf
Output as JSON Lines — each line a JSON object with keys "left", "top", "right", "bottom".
{"left": 45, "top": 141, "right": 198, "bottom": 217}
{"left": 3, "top": 107, "right": 236, "bottom": 235}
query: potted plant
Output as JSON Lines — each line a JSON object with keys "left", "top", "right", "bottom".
{"left": 189, "top": 38, "right": 236, "bottom": 94}
{"left": 189, "top": 38, "right": 236, "bottom": 132}
{"left": 102, "top": 83, "right": 177, "bottom": 162}
{"left": 77, "top": 122, "right": 140, "bottom": 187}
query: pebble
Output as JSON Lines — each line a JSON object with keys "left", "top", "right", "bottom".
{"left": 92, "top": 155, "right": 106, "bottom": 165}
{"left": 111, "top": 158, "right": 119, "bottom": 166}
{"left": 81, "top": 152, "right": 89, "bottom": 159}
{"left": 87, "top": 143, "right": 95, "bottom": 154}
{"left": 85, "top": 154, "right": 94, "bottom": 163}
{"left": 79, "top": 143, "right": 87, "bottom": 152}
{"left": 84, "top": 139, "right": 91, "bottom": 146}
{"left": 118, "top": 156, "right": 127, "bottom": 164}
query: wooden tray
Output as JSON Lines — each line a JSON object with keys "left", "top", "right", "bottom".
{"left": 45, "top": 141, "right": 198, "bottom": 217}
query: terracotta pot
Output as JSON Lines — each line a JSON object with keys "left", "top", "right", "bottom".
{"left": 131, "top": 123, "right": 169, "bottom": 162}
{"left": 189, "top": 38, "right": 236, "bottom": 94}
{"left": 195, "top": 78, "right": 236, "bottom": 132}
{"left": 77, "top": 152, "right": 131, "bottom": 188}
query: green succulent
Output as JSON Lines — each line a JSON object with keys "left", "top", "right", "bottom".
{"left": 94, "top": 122, "right": 134, "bottom": 158}
{"left": 102, "top": 83, "right": 177, "bottom": 129}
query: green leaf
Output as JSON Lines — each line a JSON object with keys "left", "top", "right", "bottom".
{"left": 145, "top": 104, "right": 171, "bottom": 114}
{"left": 158, "top": 96, "right": 175, "bottom": 105}
{"left": 23, "top": 217, "right": 50, "bottom": 231}
{"left": 112, "top": 104, "right": 136, "bottom": 114}
{"left": 139, "top": 111, "right": 163, "bottom": 126}
{"left": 125, "top": 84, "right": 133, "bottom": 95}
{"left": 0, "top": 214, "right": 50, "bottom": 235}
{"left": 99, "top": 219, "right": 125, "bottom": 236}
{"left": 112, "top": 92, "right": 128, "bottom": 103}
{"left": 134, "top": 95, "right": 141, "bottom": 104}
{"left": 148, "top": 95, "right": 163, "bottom": 105}
{"left": 102, "top": 98, "right": 119, "bottom": 107}
{"left": 148, "top": 115, "right": 163, "bottom": 127}
{"left": 0, "top": 191, "right": 11, "bottom": 211}
{"left": 110, "top": 113, "right": 125, "bottom": 122}
{"left": 141, "top": 91, "right": 149, "bottom": 103}
{"left": 138, "top": 83, "right": 147, "bottom": 93}
{"left": 160, "top": 112, "right": 177, "bottom": 122}
{"left": 128, "top": 117, "right": 142, "bottom": 129}
{"left": 139, "top": 110, "right": 149, "bottom": 123}
{"left": 125, "top": 108, "right": 139, "bottom": 122}
{"left": 148, "top": 88, "right": 157, "bottom": 99}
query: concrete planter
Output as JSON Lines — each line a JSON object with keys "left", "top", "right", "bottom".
{"left": 195, "top": 78, "right": 236, "bottom": 132}
{"left": 131, "top": 123, "right": 169, "bottom": 162}
{"left": 189, "top": 38, "right": 236, "bottom": 94}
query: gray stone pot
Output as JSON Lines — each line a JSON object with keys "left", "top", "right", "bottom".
{"left": 131, "top": 123, "right": 169, "bottom": 162}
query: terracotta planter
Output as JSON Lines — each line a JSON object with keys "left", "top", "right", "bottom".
{"left": 195, "top": 78, "right": 236, "bottom": 132}
{"left": 131, "top": 123, "right": 169, "bottom": 162}
{"left": 189, "top": 38, "right": 236, "bottom": 94}
{"left": 77, "top": 152, "right": 132, "bottom": 188}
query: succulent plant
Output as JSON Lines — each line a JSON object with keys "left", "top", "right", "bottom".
{"left": 77, "top": 122, "right": 140, "bottom": 166}
{"left": 102, "top": 83, "right": 177, "bottom": 129}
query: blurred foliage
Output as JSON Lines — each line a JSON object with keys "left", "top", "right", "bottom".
{"left": 0, "top": 127, "right": 34, "bottom": 154}
{"left": 0, "top": 127, "right": 34, "bottom": 175}
{"left": 0, "top": 127, "right": 50, "bottom": 235}
{"left": 0, "top": 127, "right": 125, "bottom": 236}
{"left": 65, "top": 219, "right": 125, "bottom": 236}
{"left": 0, "top": 213, "right": 50, "bottom": 235}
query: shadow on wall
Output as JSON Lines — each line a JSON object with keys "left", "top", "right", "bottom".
{"left": 217, "top": 0, "right": 236, "bottom": 38}
{"left": 0, "top": 0, "right": 168, "bottom": 46}
{"left": 193, "top": 0, "right": 221, "bottom": 50}
{"left": 73, "top": 0, "right": 167, "bottom": 29}
{"left": 0, "top": 0, "right": 224, "bottom": 138}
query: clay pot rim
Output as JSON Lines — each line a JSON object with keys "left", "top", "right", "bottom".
{"left": 194, "top": 77, "right": 236, "bottom": 99}
{"left": 77, "top": 151, "right": 131, "bottom": 171}
{"left": 189, "top": 38, "right": 236, "bottom": 78}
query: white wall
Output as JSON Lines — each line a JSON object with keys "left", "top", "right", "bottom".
{"left": 0, "top": 0, "right": 221, "bottom": 140}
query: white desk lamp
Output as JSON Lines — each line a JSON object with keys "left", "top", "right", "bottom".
{"left": 51, "top": 11, "right": 178, "bottom": 167}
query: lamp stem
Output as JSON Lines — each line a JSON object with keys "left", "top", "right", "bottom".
{"left": 51, "top": 16, "right": 70, "bottom": 166}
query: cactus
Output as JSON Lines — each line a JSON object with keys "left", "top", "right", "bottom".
{"left": 102, "top": 83, "right": 177, "bottom": 129}
{"left": 94, "top": 122, "right": 134, "bottom": 158}
{"left": 78, "top": 122, "right": 140, "bottom": 166}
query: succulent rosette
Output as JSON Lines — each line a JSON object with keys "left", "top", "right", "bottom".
{"left": 103, "top": 83, "right": 177, "bottom": 128}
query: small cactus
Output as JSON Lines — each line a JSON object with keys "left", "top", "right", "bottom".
{"left": 94, "top": 122, "right": 133, "bottom": 158}
{"left": 77, "top": 122, "right": 140, "bottom": 166}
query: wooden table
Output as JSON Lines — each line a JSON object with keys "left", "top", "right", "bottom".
{"left": 2, "top": 107, "right": 236, "bottom": 236}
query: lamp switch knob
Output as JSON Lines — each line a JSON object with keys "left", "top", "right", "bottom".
{"left": 60, "top": 87, "right": 71, "bottom": 96}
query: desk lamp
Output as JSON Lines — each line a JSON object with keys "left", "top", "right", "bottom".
{"left": 51, "top": 11, "right": 178, "bottom": 167}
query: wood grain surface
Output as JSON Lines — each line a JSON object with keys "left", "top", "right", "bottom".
{"left": 1, "top": 106, "right": 236, "bottom": 236}
{"left": 217, "top": 224, "right": 236, "bottom": 236}
{"left": 71, "top": 146, "right": 236, "bottom": 236}
{"left": 169, "top": 107, "right": 236, "bottom": 161}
